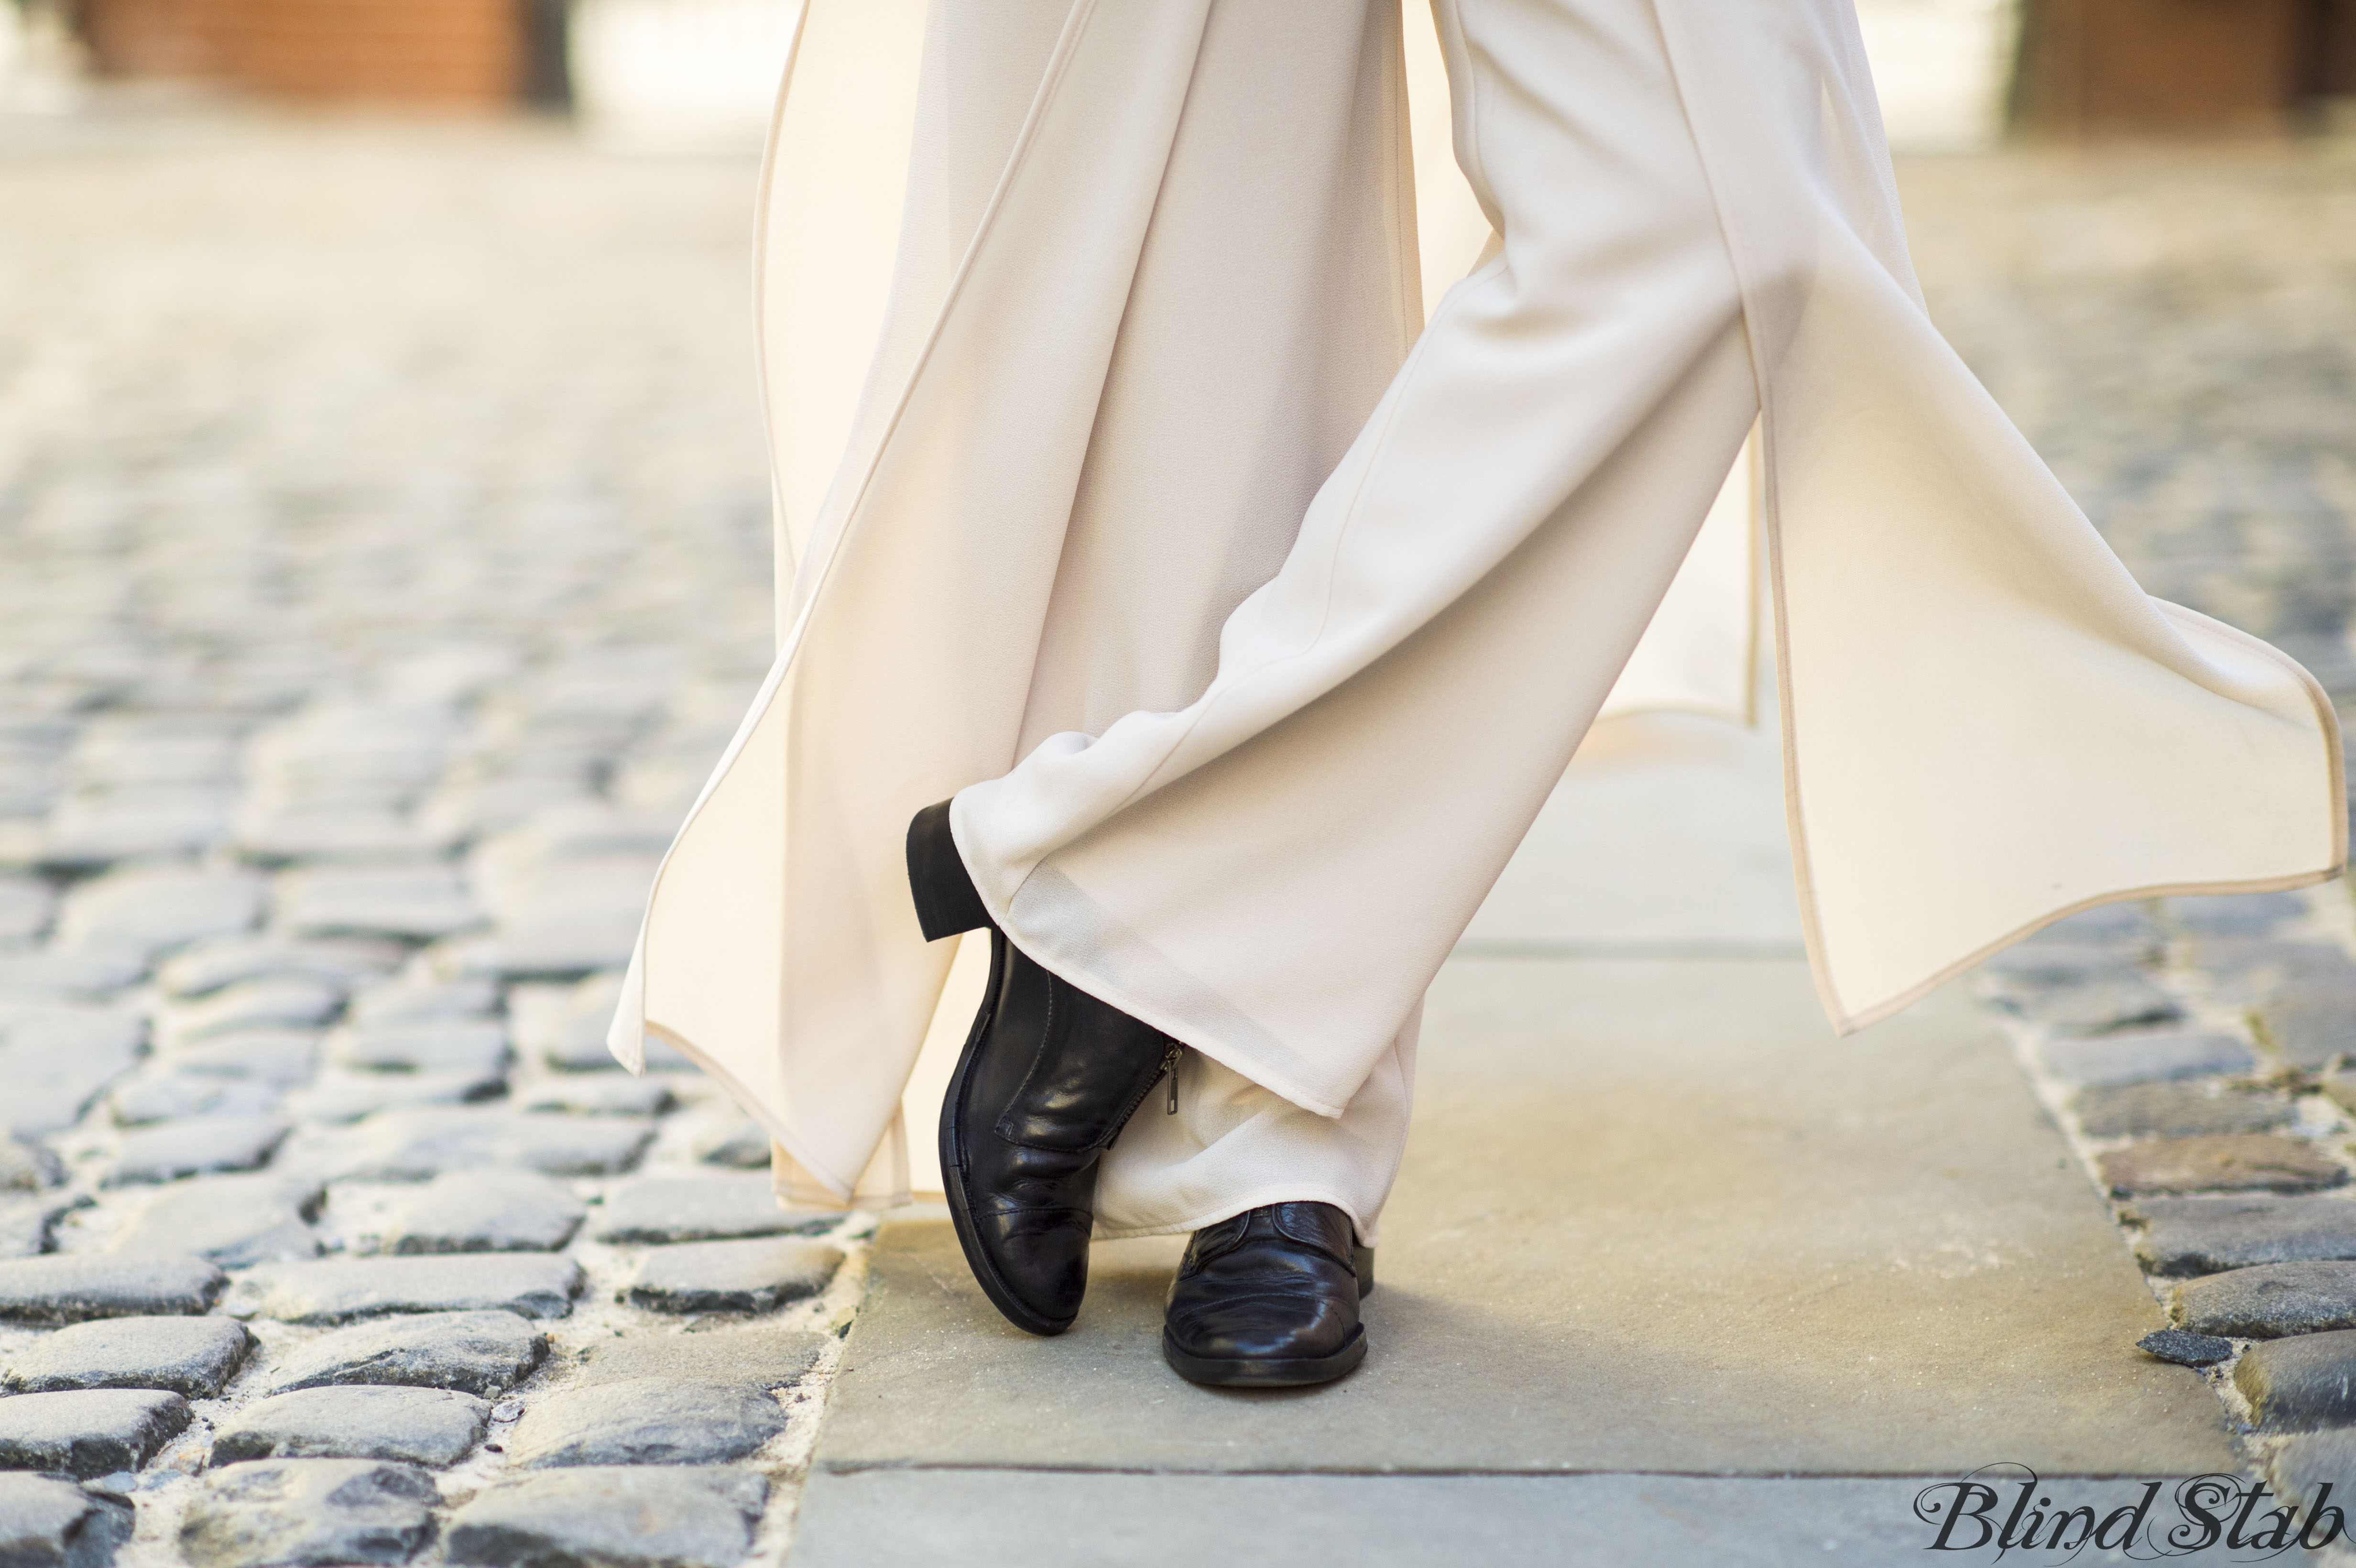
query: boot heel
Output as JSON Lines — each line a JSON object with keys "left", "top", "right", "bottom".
{"left": 907, "top": 799, "right": 992, "bottom": 941}
{"left": 1352, "top": 1241, "right": 1375, "bottom": 1298}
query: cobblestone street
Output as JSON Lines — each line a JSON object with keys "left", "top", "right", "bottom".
{"left": 0, "top": 112, "right": 842, "bottom": 1568}
{"left": 0, "top": 111, "right": 2354, "bottom": 1566}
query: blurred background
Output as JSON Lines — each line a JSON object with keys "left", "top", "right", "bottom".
{"left": 0, "top": 0, "right": 2351, "bottom": 1180}
{"left": 5, "top": 0, "right": 2355, "bottom": 152}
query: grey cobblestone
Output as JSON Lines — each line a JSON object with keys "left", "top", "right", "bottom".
{"left": 0, "top": 1390, "right": 189, "bottom": 1479}
{"left": 2011, "top": 975, "right": 2182, "bottom": 1036}
{"left": 589, "top": 1177, "right": 825, "bottom": 1246}
{"left": 274, "top": 868, "right": 487, "bottom": 945}
{"left": 177, "top": 1460, "right": 436, "bottom": 1568}
{"left": 570, "top": 1327, "right": 826, "bottom": 1391}
{"left": 161, "top": 1032, "right": 318, "bottom": 1087}
{"left": 156, "top": 937, "right": 400, "bottom": 1002}
{"left": 2189, "top": 938, "right": 2356, "bottom": 1006}
{"left": 2137, "top": 1328, "right": 2235, "bottom": 1367}
{"left": 0, "top": 879, "right": 54, "bottom": 945}
{"left": 0, "top": 1472, "right": 134, "bottom": 1568}
{"left": 0, "top": 1196, "right": 83, "bottom": 1261}
{"left": 0, "top": 953, "right": 143, "bottom": 1004}
{"left": 54, "top": 869, "right": 263, "bottom": 959}
{"left": 282, "top": 1070, "right": 502, "bottom": 1126}
{"left": 2172, "top": 1262, "right": 2356, "bottom": 1339}
{"left": 261, "top": 1312, "right": 545, "bottom": 1399}
{"left": 327, "top": 1021, "right": 509, "bottom": 1076}
{"left": 347, "top": 979, "right": 496, "bottom": 1028}
{"left": 0, "top": 1008, "right": 144, "bottom": 1138}
{"left": 2035, "top": 1028, "right": 2257, "bottom": 1088}
{"left": 210, "top": 1387, "right": 488, "bottom": 1469}
{"left": 0, "top": 1318, "right": 252, "bottom": 1397}
{"left": 2257, "top": 993, "right": 2356, "bottom": 1070}
{"left": 300, "top": 1108, "right": 653, "bottom": 1182}
{"left": 2236, "top": 1332, "right": 2356, "bottom": 1432}
{"left": 2071, "top": 1079, "right": 2295, "bottom": 1139}
{"left": 518, "top": 1077, "right": 675, "bottom": 1118}
{"left": 0, "top": 1142, "right": 63, "bottom": 1193}
{"left": 0, "top": 1255, "right": 223, "bottom": 1323}
{"left": 2272, "top": 1427, "right": 2356, "bottom": 1525}
{"left": 2126, "top": 1195, "right": 2356, "bottom": 1277}
{"left": 443, "top": 1466, "right": 765, "bottom": 1568}
{"left": 103, "top": 1116, "right": 288, "bottom": 1187}
{"left": 622, "top": 1240, "right": 844, "bottom": 1316}
{"left": 2166, "top": 893, "right": 2308, "bottom": 935}
{"left": 691, "top": 1120, "right": 773, "bottom": 1170}
{"left": 504, "top": 1378, "right": 789, "bottom": 1469}
{"left": 107, "top": 1074, "right": 281, "bottom": 1129}
{"left": 107, "top": 1174, "right": 322, "bottom": 1268}
{"left": 2097, "top": 1132, "right": 2349, "bottom": 1197}
{"left": 382, "top": 1171, "right": 586, "bottom": 1255}
{"left": 224, "top": 1255, "right": 583, "bottom": 1324}
{"left": 156, "top": 980, "right": 343, "bottom": 1046}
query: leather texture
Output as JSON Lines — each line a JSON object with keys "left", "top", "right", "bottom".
{"left": 1162, "top": 1200, "right": 1367, "bottom": 1387}
{"left": 930, "top": 842, "right": 1180, "bottom": 1334}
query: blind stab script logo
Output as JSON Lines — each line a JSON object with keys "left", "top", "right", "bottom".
{"left": 1913, "top": 1466, "right": 2345, "bottom": 1557}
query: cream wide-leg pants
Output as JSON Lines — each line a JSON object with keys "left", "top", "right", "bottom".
{"left": 925, "top": 0, "right": 1761, "bottom": 1242}
{"left": 620, "top": 0, "right": 2340, "bottom": 1224}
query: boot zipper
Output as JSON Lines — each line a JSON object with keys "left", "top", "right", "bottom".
{"left": 1100, "top": 1041, "right": 1191, "bottom": 1146}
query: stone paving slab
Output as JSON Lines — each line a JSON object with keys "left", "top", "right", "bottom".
{"left": 813, "top": 962, "right": 2229, "bottom": 1480}
{"left": 1455, "top": 714, "right": 1799, "bottom": 955}
{"left": 788, "top": 1470, "right": 2220, "bottom": 1568}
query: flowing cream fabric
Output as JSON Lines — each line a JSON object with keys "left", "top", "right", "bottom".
{"left": 612, "top": 0, "right": 2345, "bottom": 1219}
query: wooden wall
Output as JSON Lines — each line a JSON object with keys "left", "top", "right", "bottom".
{"left": 77, "top": 0, "right": 528, "bottom": 106}
{"left": 2014, "top": 0, "right": 2356, "bottom": 135}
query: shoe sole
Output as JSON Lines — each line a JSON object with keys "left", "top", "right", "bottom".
{"left": 1161, "top": 1325, "right": 1368, "bottom": 1388}
{"left": 939, "top": 931, "right": 1074, "bottom": 1338}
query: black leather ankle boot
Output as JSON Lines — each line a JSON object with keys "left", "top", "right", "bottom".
{"left": 907, "top": 800, "right": 1181, "bottom": 1336}
{"left": 1162, "top": 1201, "right": 1372, "bottom": 1387}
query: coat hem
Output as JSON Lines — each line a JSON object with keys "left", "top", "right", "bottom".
{"left": 1819, "top": 605, "right": 2349, "bottom": 1036}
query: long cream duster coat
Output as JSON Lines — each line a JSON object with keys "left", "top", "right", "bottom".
{"left": 611, "top": 0, "right": 2346, "bottom": 1209}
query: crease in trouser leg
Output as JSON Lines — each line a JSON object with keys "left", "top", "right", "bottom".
{"left": 914, "top": 0, "right": 1761, "bottom": 1378}
{"left": 954, "top": 0, "right": 1762, "bottom": 1147}
{"left": 974, "top": 0, "right": 1767, "bottom": 1270}
{"left": 1049, "top": 299, "right": 1762, "bottom": 1252}
{"left": 1096, "top": 1004, "right": 1420, "bottom": 1249}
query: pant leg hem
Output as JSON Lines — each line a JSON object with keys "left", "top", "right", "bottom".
{"left": 1092, "top": 1183, "right": 1379, "bottom": 1247}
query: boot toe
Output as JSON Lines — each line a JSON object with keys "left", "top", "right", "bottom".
{"left": 971, "top": 1204, "right": 1092, "bottom": 1332}
{"left": 1165, "top": 1288, "right": 1359, "bottom": 1362}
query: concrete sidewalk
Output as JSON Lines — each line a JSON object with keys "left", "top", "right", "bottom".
{"left": 789, "top": 715, "right": 2228, "bottom": 1567}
